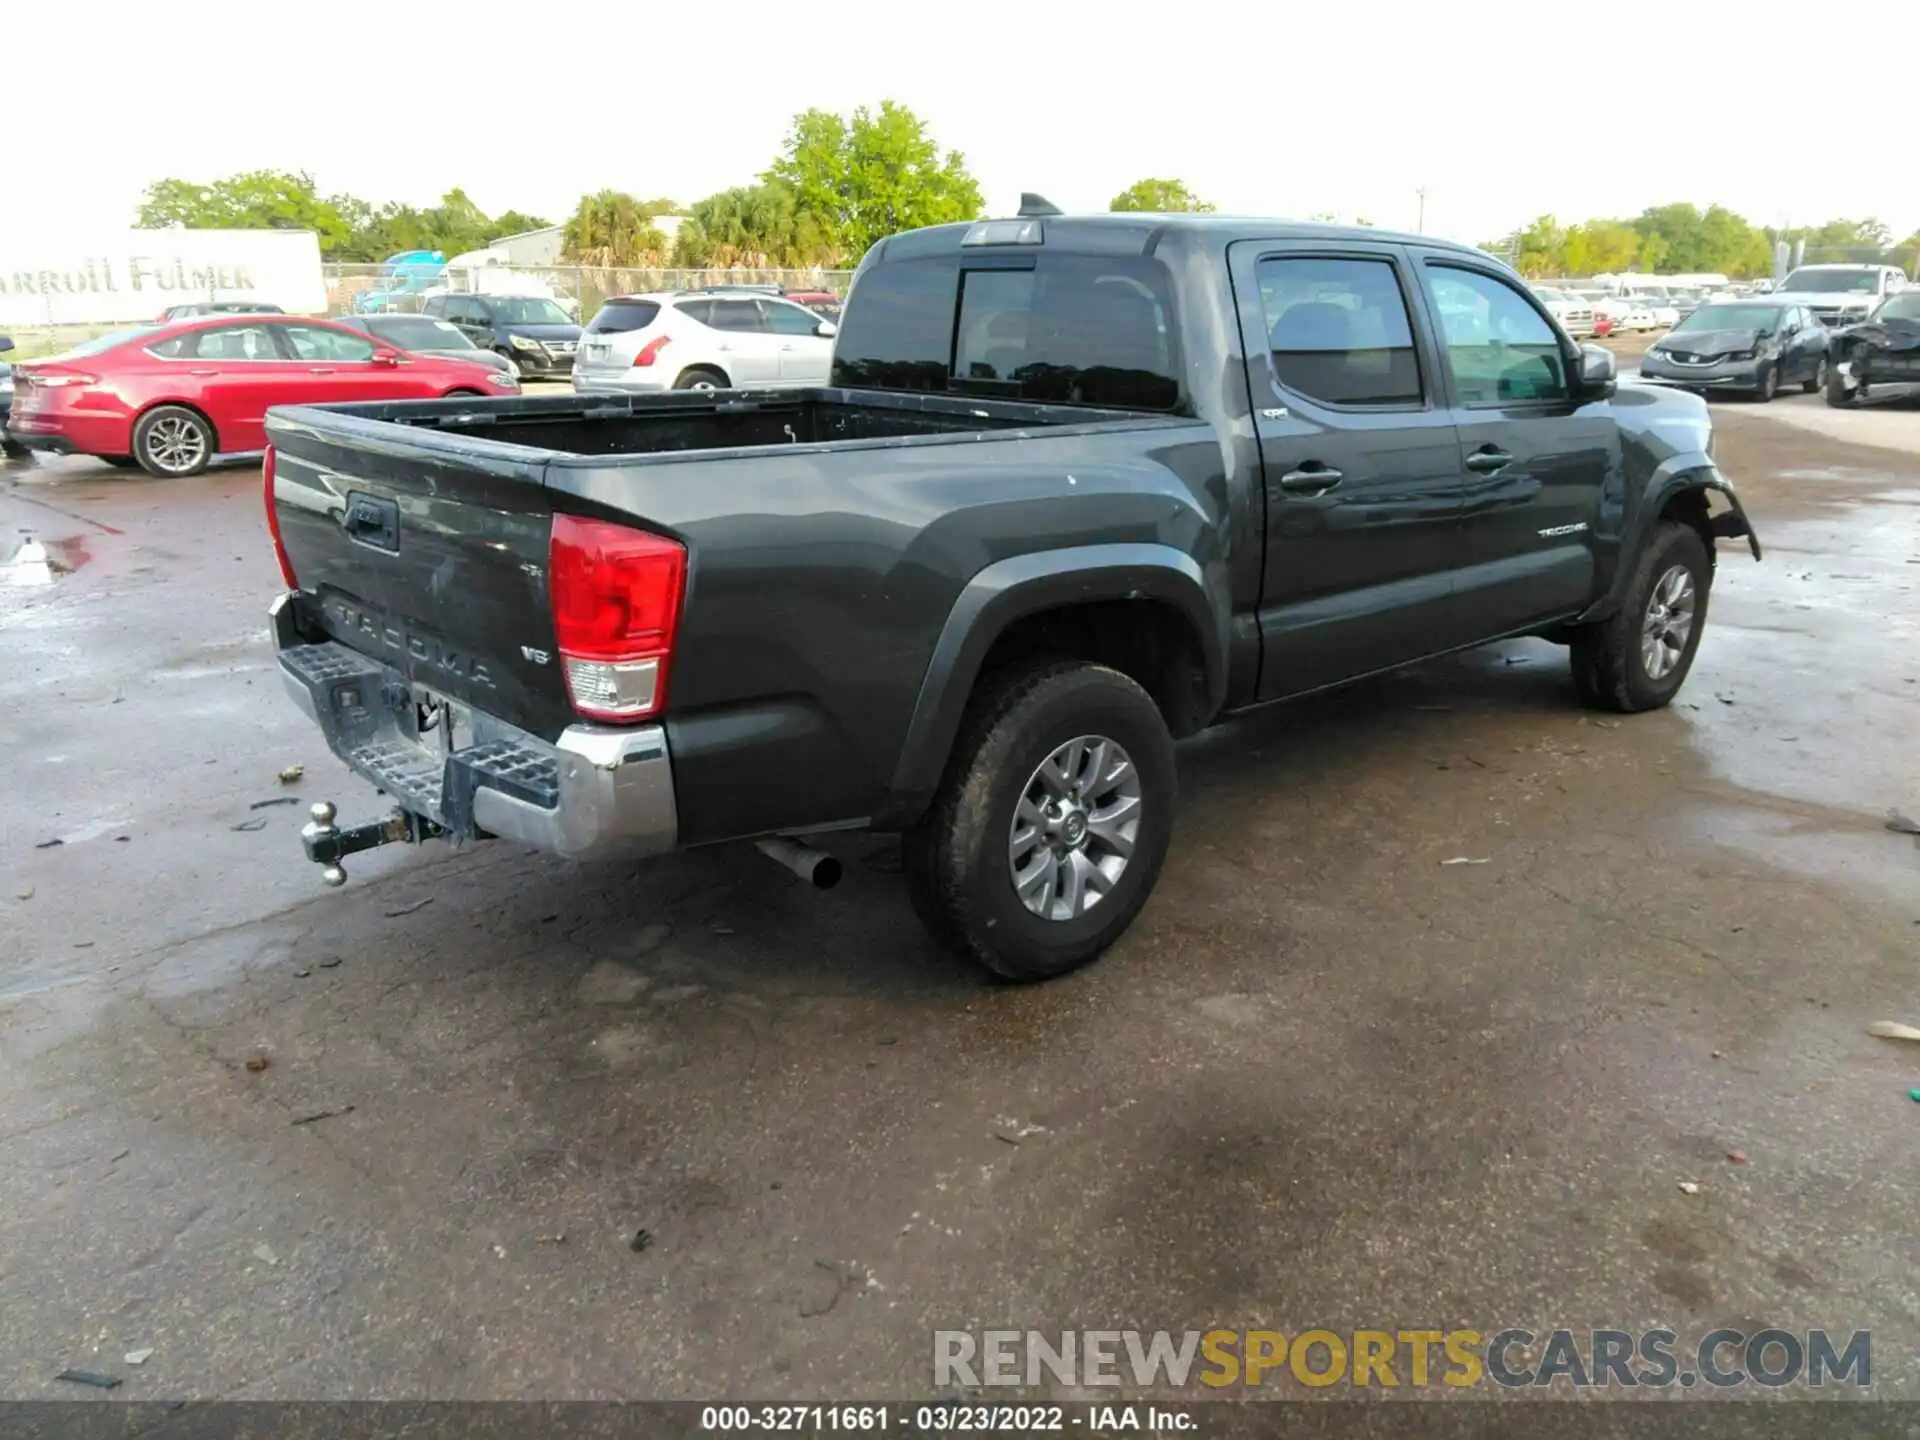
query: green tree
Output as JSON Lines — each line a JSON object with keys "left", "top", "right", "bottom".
{"left": 1109, "top": 178, "right": 1213, "bottom": 213}
{"left": 1510, "top": 215, "right": 1568, "bottom": 277}
{"left": 763, "top": 100, "right": 982, "bottom": 261}
{"left": 672, "top": 182, "right": 834, "bottom": 267}
{"left": 1561, "top": 220, "right": 1639, "bottom": 276}
{"left": 487, "top": 210, "right": 551, "bottom": 239}
{"left": 561, "top": 191, "right": 674, "bottom": 266}
{"left": 135, "top": 170, "right": 355, "bottom": 253}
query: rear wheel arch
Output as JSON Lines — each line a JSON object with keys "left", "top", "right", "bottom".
{"left": 674, "top": 365, "right": 729, "bottom": 390}
{"left": 880, "top": 547, "right": 1226, "bottom": 826}
{"left": 135, "top": 399, "right": 220, "bottom": 453}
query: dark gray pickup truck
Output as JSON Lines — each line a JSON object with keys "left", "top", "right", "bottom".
{"left": 263, "top": 201, "right": 1760, "bottom": 981}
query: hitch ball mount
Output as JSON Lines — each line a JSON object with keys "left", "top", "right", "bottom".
{"left": 300, "top": 801, "right": 438, "bottom": 886}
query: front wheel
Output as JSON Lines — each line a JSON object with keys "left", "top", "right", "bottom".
{"left": 132, "top": 405, "right": 214, "bottom": 477}
{"left": 1803, "top": 357, "right": 1828, "bottom": 395}
{"left": 1825, "top": 365, "right": 1856, "bottom": 408}
{"left": 1753, "top": 363, "right": 1778, "bottom": 403}
{"left": 903, "top": 660, "right": 1176, "bottom": 982}
{"left": 1568, "top": 520, "right": 1712, "bottom": 713}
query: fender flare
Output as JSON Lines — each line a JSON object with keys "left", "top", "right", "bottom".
{"left": 1581, "top": 457, "right": 1760, "bottom": 623}
{"left": 881, "top": 544, "right": 1227, "bottom": 824}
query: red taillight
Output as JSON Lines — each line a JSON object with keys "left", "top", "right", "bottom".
{"left": 549, "top": 514, "right": 686, "bottom": 723}
{"left": 632, "top": 335, "right": 671, "bottom": 367}
{"left": 263, "top": 446, "right": 298, "bottom": 588}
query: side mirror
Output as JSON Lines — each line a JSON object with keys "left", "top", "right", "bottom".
{"left": 814, "top": 320, "right": 838, "bottom": 339}
{"left": 0, "top": 335, "right": 13, "bottom": 354}
{"left": 370, "top": 347, "right": 403, "bottom": 366}
{"left": 1578, "top": 343, "right": 1617, "bottom": 398}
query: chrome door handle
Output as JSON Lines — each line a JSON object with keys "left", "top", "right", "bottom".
{"left": 189, "top": 368, "right": 218, "bottom": 376}
{"left": 1466, "top": 449, "right": 1513, "bottom": 473}
{"left": 1278, "top": 467, "right": 1343, "bottom": 494}
{"left": 308, "top": 367, "right": 336, "bottom": 375}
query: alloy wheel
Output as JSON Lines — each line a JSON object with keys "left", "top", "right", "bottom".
{"left": 1640, "top": 564, "right": 1697, "bottom": 681}
{"left": 145, "top": 416, "right": 207, "bottom": 474}
{"left": 1007, "top": 734, "right": 1143, "bottom": 921}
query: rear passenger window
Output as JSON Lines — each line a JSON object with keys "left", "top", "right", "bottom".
{"left": 674, "top": 299, "right": 715, "bottom": 326}
{"left": 1426, "top": 266, "right": 1569, "bottom": 404}
{"left": 709, "top": 299, "right": 767, "bottom": 333}
{"left": 1255, "top": 256, "right": 1422, "bottom": 407}
{"left": 953, "top": 256, "right": 1180, "bottom": 410}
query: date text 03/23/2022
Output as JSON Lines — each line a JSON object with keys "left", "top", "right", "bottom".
{"left": 698, "top": 1405, "right": 1194, "bottom": 1433}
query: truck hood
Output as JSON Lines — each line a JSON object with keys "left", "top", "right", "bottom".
{"left": 1779, "top": 291, "right": 1877, "bottom": 308}
{"left": 1612, "top": 379, "right": 1715, "bottom": 458}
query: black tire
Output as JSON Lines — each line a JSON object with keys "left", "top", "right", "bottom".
{"left": 902, "top": 659, "right": 1176, "bottom": 982}
{"left": 132, "top": 405, "right": 214, "bottom": 477}
{"left": 1752, "top": 363, "right": 1777, "bottom": 403}
{"left": 673, "top": 367, "right": 728, "bottom": 391}
{"left": 1, "top": 435, "right": 28, "bottom": 460}
{"left": 100, "top": 456, "right": 142, "bottom": 470}
{"left": 445, "top": 389, "right": 483, "bottom": 398}
{"left": 1568, "top": 520, "right": 1712, "bottom": 714}
{"left": 494, "top": 348, "right": 521, "bottom": 379}
{"left": 1824, "top": 365, "right": 1856, "bottom": 408}
{"left": 1803, "top": 357, "right": 1828, "bottom": 395}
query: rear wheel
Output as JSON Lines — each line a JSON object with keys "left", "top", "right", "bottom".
{"left": 1803, "top": 357, "right": 1828, "bottom": 395}
{"left": 673, "top": 367, "right": 728, "bottom": 392}
{"left": 903, "top": 659, "right": 1176, "bottom": 982}
{"left": 1569, "top": 520, "right": 1712, "bottom": 713}
{"left": 132, "top": 405, "right": 214, "bottom": 477}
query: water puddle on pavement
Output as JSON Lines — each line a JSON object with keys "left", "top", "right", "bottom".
{"left": 1, "top": 530, "right": 90, "bottom": 586}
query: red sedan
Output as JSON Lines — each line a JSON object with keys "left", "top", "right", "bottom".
{"left": 7, "top": 314, "right": 519, "bottom": 476}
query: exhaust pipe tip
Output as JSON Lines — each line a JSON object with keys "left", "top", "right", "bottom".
{"left": 755, "top": 837, "right": 842, "bottom": 890}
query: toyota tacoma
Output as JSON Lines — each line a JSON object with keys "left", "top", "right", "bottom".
{"left": 262, "top": 198, "right": 1760, "bottom": 981}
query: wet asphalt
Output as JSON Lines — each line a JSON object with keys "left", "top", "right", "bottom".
{"left": 0, "top": 376, "right": 1917, "bottom": 1405}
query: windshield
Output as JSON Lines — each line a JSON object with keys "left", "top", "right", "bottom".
{"left": 1675, "top": 304, "right": 1784, "bottom": 332}
{"left": 51, "top": 326, "right": 161, "bottom": 360}
{"left": 489, "top": 298, "right": 572, "bottom": 325}
{"left": 370, "top": 317, "right": 475, "bottom": 350}
{"left": 1780, "top": 268, "right": 1878, "bottom": 294}
{"left": 1876, "top": 293, "right": 1920, "bottom": 322}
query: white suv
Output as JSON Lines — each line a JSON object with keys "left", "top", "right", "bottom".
{"left": 572, "top": 290, "right": 838, "bottom": 394}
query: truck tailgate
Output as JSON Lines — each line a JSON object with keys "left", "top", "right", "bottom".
{"left": 268, "top": 410, "right": 576, "bottom": 741}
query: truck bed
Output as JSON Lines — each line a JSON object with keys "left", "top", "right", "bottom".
{"left": 273, "top": 385, "right": 1086, "bottom": 460}
{"left": 264, "top": 385, "right": 1211, "bottom": 846}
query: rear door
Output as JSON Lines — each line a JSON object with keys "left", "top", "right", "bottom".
{"left": 761, "top": 298, "right": 833, "bottom": 384}
{"left": 1228, "top": 240, "right": 1467, "bottom": 699}
{"left": 1412, "top": 254, "right": 1615, "bottom": 637}
{"left": 173, "top": 322, "right": 310, "bottom": 451}
{"left": 705, "top": 298, "right": 781, "bottom": 385}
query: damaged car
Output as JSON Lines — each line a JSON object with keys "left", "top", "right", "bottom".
{"left": 1639, "top": 298, "right": 1830, "bottom": 402}
{"left": 1825, "top": 290, "right": 1920, "bottom": 408}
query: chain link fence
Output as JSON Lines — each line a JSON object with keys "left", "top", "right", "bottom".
{"left": 321, "top": 264, "right": 858, "bottom": 320}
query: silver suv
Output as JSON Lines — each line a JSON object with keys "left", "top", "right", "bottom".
{"left": 572, "top": 291, "right": 838, "bottom": 394}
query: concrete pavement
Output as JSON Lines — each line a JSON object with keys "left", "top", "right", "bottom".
{"left": 0, "top": 411, "right": 1916, "bottom": 1403}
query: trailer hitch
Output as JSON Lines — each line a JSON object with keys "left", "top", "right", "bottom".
{"left": 300, "top": 802, "right": 440, "bottom": 887}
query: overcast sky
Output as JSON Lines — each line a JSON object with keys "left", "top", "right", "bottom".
{"left": 17, "top": 1, "right": 1913, "bottom": 245}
